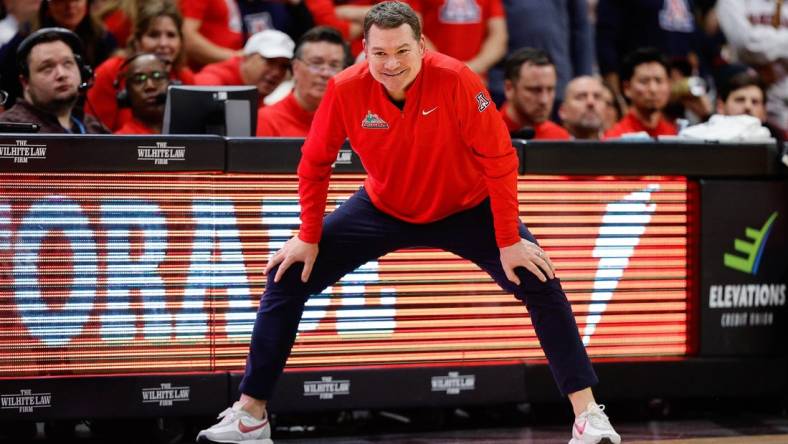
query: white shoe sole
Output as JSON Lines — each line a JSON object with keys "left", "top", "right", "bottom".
{"left": 197, "top": 436, "right": 273, "bottom": 444}
{"left": 568, "top": 438, "right": 616, "bottom": 444}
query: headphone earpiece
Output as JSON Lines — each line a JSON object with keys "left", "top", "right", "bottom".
{"left": 115, "top": 86, "right": 130, "bottom": 108}
{"left": 76, "top": 54, "right": 93, "bottom": 92}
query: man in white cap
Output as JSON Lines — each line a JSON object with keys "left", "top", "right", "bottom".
{"left": 194, "top": 29, "right": 295, "bottom": 106}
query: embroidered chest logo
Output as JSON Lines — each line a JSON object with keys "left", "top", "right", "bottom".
{"left": 439, "top": 0, "right": 481, "bottom": 24}
{"left": 475, "top": 92, "right": 490, "bottom": 112}
{"left": 361, "top": 111, "right": 389, "bottom": 129}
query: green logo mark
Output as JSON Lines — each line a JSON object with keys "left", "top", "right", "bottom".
{"left": 723, "top": 212, "right": 778, "bottom": 275}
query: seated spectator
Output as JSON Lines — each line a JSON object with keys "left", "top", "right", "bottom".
{"left": 499, "top": 47, "right": 570, "bottom": 140}
{"left": 0, "top": 28, "right": 107, "bottom": 133}
{"left": 257, "top": 26, "right": 349, "bottom": 137}
{"left": 559, "top": 76, "right": 606, "bottom": 140}
{"left": 87, "top": 0, "right": 193, "bottom": 131}
{"left": 194, "top": 29, "right": 294, "bottom": 107}
{"left": 114, "top": 53, "right": 169, "bottom": 134}
{"left": 715, "top": 64, "right": 785, "bottom": 144}
{"left": 605, "top": 47, "right": 677, "bottom": 138}
{"left": 304, "top": 0, "right": 375, "bottom": 57}
{"left": 0, "top": 0, "right": 117, "bottom": 108}
{"left": 0, "top": 0, "right": 41, "bottom": 47}
{"left": 406, "top": 0, "right": 507, "bottom": 76}
{"left": 179, "top": 0, "right": 243, "bottom": 67}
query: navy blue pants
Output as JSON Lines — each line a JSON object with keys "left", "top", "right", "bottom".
{"left": 240, "top": 188, "right": 597, "bottom": 399}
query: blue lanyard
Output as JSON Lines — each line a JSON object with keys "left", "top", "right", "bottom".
{"left": 69, "top": 116, "right": 86, "bottom": 134}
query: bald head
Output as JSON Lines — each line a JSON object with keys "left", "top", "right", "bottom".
{"left": 559, "top": 76, "right": 605, "bottom": 140}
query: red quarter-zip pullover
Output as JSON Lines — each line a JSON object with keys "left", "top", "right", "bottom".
{"left": 297, "top": 51, "right": 520, "bottom": 248}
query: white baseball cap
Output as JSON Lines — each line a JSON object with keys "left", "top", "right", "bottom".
{"left": 243, "top": 29, "right": 295, "bottom": 60}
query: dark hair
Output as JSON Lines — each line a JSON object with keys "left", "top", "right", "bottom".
{"left": 363, "top": 1, "right": 421, "bottom": 41}
{"left": 34, "top": 0, "right": 106, "bottom": 67}
{"left": 132, "top": 0, "right": 185, "bottom": 69}
{"left": 503, "top": 47, "right": 553, "bottom": 82}
{"left": 17, "top": 27, "right": 84, "bottom": 78}
{"left": 619, "top": 47, "right": 669, "bottom": 83}
{"left": 716, "top": 65, "right": 766, "bottom": 102}
{"left": 295, "top": 26, "right": 352, "bottom": 68}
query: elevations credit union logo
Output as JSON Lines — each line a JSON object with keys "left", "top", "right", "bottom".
{"left": 724, "top": 212, "right": 778, "bottom": 275}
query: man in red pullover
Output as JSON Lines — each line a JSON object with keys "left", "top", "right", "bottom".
{"left": 499, "top": 47, "right": 571, "bottom": 140}
{"left": 197, "top": 3, "right": 620, "bottom": 444}
{"left": 604, "top": 47, "right": 677, "bottom": 139}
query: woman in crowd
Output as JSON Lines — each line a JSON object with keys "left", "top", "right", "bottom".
{"left": 86, "top": 0, "right": 194, "bottom": 131}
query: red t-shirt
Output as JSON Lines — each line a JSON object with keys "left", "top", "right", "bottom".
{"left": 257, "top": 92, "right": 315, "bottom": 137}
{"left": 498, "top": 103, "right": 571, "bottom": 140}
{"left": 194, "top": 56, "right": 244, "bottom": 86}
{"left": 406, "top": 0, "right": 504, "bottom": 62}
{"left": 604, "top": 111, "right": 678, "bottom": 139}
{"left": 86, "top": 56, "right": 196, "bottom": 131}
{"left": 179, "top": 0, "right": 243, "bottom": 51}
{"left": 298, "top": 51, "right": 519, "bottom": 247}
{"left": 103, "top": 9, "right": 132, "bottom": 46}
{"left": 304, "top": 0, "right": 375, "bottom": 56}
{"left": 114, "top": 117, "right": 157, "bottom": 135}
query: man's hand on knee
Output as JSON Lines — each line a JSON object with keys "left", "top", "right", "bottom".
{"left": 265, "top": 236, "right": 319, "bottom": 283}
{"left": 499, "top": 239, "right": 555, "bottom": 284}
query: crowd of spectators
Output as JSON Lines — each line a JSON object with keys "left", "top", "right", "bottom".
{"left": 0, "top": 0, "right": 785, "bottom": 147}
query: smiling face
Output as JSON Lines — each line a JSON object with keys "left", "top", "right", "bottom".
{"left": 240, "top": 54, "right": 290, "bottom": 97}
{"left": 137, "top": 16, "right": 182, "bottom": 64}
{"left": 364, "top": 23, "right": 425, "bottom": 101}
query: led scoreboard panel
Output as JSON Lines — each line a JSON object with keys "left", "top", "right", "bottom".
{"left": 0, "top": 141, "right": 693, "bottom": 378}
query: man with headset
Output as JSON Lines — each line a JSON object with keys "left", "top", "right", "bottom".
{"left": 0, "top": 27, "right": 107, "bottom": 133}
{"left": 113, "top": 53, "right": 171, "bottom": 134}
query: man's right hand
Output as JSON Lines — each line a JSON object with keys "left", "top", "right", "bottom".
{"left": 264, "top": 236, "right": 319, "bottom": 283}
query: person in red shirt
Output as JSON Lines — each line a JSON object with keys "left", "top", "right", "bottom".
{"left": 500, "top": 47, "right": 571, "bottom": 140}
{"left": 179, "top": 0, "right": 243, "bottom": 67}
{"left": 194, "top": 29, "right": 294, "bottom": 107}
{"left": 114, "top": 53, "right": 170, "bottom": 134}
{"left": 405, "top": 0, "right": 507, "bottom": 76}
{"left": 559, "top": 76, "right": 607, "bottom": 140}
{"left": 257, "top": 26, "right": 349, "bottom": 137}
{"left": 604, "top": 47, "right": 677, "bottom": 139}
{"left": 86, "top": 1, "right": 194, "bottom": 131}
{"left": 197, "top": 3, "right": 620, "bottom": 444}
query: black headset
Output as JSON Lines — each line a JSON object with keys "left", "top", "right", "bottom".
{"left": 16, "top": 27, "right": 94, "bottom": 92}
{"left": 113, "top": 52, "right": 176, "bottom": 108}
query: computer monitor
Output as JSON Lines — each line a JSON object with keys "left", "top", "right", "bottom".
{"left": 163, "top": 85, "right": 258, "bottom": 136}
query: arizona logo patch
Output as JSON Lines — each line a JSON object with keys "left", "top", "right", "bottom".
{"left": 361, "top": 111, "right": 389, "bottom": 129}
{"left": 475, "top": 92, "right": 490, "bottom": 112}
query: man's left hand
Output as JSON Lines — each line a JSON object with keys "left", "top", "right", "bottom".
{"left": 499, "top": 239, "right": 555, "bottom": 285}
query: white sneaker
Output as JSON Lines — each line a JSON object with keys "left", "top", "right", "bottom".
{"left": 196, "top": 405, "right": 273, "bottom": 444}
{"left": 568, "top": 402, "right": 621, "bottom": 444}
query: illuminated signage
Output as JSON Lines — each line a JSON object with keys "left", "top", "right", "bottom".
{"left": 0, "top": 173, "right": 691, "bottom": 377}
